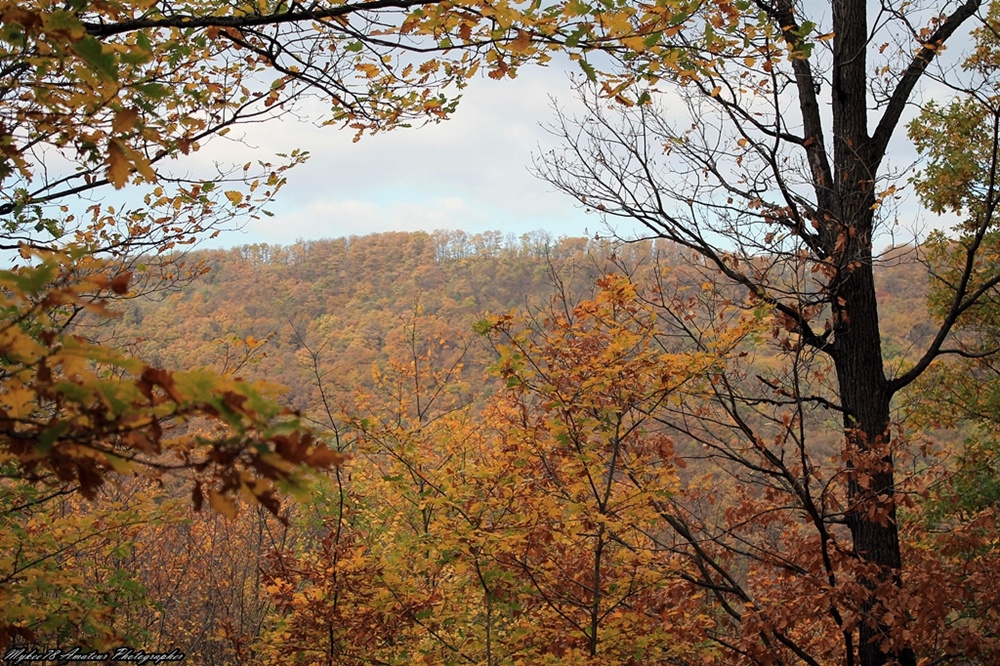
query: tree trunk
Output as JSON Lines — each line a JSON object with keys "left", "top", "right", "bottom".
{"left": 828, "top": 2, "right": 914, "bottom": 664}
{"left": 832, "top": 266, "right": 914, "bottom": 666}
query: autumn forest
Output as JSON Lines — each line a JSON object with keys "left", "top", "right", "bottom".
{"left": 4, "top": 0, "right": 1000, "bottom": 665}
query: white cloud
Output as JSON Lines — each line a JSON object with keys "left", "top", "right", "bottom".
{"left": 189, "top": 63, "right": 596, "bottom": 247}
{"left": 240, "top": 196, "right": 486, "bottom": 243}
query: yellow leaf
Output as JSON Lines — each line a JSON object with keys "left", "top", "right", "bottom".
{"left": 622, "top": 36, "right": 647, "bottom": 52}
{"left": 0, "top": 328, "right": 44, "bottom": 363}
{"left": 106, "top": 141, "right": 130, "bottom": 189}
{"left": 117, "top": 141, "right": 156, "bottom": 183}
{"left": 104, "top": 453, "right": 133, "bottom": 475}
{"left": 225, "top": 191, "right": 244, "bottom": 205}
{"left": 2, "top": 384, "right": 35, "bottom": 419}
{"left": 208, "top": 489, "right": 238, "bottom": 519}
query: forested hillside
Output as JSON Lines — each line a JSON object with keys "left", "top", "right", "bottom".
{"left": 105, "top": 232, "right": 933, "bottom": 419}
{"left": 108, "top": 232, "right": 691, "bottom": 412}
{"left": 109, "top": 231, "right": 606, "bottom": 412}
{"left": 8, "top": 230, "right": 988, "bottom": 665}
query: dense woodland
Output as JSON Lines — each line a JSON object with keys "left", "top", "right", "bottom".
{"left": 107, "top": 232, "right": 935, "bottom": 424}
{"left": 5, "top": 0, "right": 1000, "bottom": 664}
{"left": 5, "top": 231, "right": 994, "bottom": 664}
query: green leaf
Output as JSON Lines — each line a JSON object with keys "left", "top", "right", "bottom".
{"left": 579, "top": 58, "right": 597, "bottom": 82}
{"left": 0, "top": 262, "right": 57, "bottom": 295}
{"left": 136, "top": 82, "right": 169, "bottom": 101}
{"left": 37, "top": 421, "right": 70, "bottom": 455}
{"left": 565, "top": 24, "right": 589, "bottom": 48}
{"left": 73, "top": 36, "right": 118, "bottom": 82}
{"left": 0, "top": 20, "right": 26, "bottom": 46}
{"left": 120, "top": 48, "right": 153, "bottom": 66}
{"left": 43, "top": 10, "right": 86, "bottom": 38}
{"left": 135, "top": 31, "right": 153, "bottom": 54}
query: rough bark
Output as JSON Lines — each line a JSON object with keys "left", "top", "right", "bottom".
{"left": 821, "top": 1, "right": 977, "bottom": 664}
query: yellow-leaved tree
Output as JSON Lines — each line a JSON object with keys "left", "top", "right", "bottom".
{"left": 0, "top": 0, "right": 641, "bottom": 647}
{"left": 254, "top": 271, "right": 753, "bottom": 665}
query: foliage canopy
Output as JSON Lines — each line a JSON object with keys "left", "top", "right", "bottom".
{"left": 5, "top": 0, "right": 1000, "bottom": 663}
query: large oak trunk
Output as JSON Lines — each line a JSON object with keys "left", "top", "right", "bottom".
{"left": 828, "top": 2, "right": 913, "bottom": 663}
{"left": 832, "top": 263, "right": 913, "bottom": 666}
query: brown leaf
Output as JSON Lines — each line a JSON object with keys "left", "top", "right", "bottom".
{"left": 111, "top": 107, "right": 140, "bottom": 134}
{"left": 106, "top": 140, "right": 131, "bottom": 188}
{"left": 510, "top": 30, "right": 531, "bottom": 52}
{"left": 221, "top": 390, "right": 249, "bottom": 415}
{"left": 124, "top": 431, "right": 158, "bottom": 455}
{"left": 140, "top": 367, "right": 184, "bottom": 403}
{"left": 306, "top": 444, "right": 349, "bottom": 469}
{"left": 110, "top": 271, "right": 131, "bottom": 295}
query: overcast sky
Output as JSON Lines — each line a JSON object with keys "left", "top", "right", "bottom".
{"left": 77, "top": 19, "right": 968, "bottom": 256}
{"left": 195, "top": 63, "right": 601, "bottom": 248}
{"left": 191, "top": 63, "right": 949, "bottom": 252}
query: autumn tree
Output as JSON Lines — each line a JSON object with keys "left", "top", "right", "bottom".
{"left": 529, "top": 1, "right": 1000, "bottom": 665}
{"left": 0, "top": 476, "right": 180, "bottom": 649}
{"left": 0, "top": 251, "right": 345, "bottom": 647}
{"left": 475, "top": 271, "right": 748, "bottom": 663}
{"left": 257, "top": 271, "right": 740, "bottom": 665}
{"left": 256, "top": 311, "right": 486, "bottom": 664}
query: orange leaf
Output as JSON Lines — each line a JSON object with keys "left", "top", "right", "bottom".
{"left": 510, "top": 30, "right": 531, "bottom": 53}
{"left": 208, "top": 489, "right": 238, "bottom": 519}
{"left": 111, "top": 107, "right": 140, "bottom": 134}
{"left": 106, "top": 141, "right": 131, "bottom": 188}
{"left": 110, "top": 271, "right": 131, "bottom": 295}
{"left": 306, "top": 444, "right": 349, "bottom": 469}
